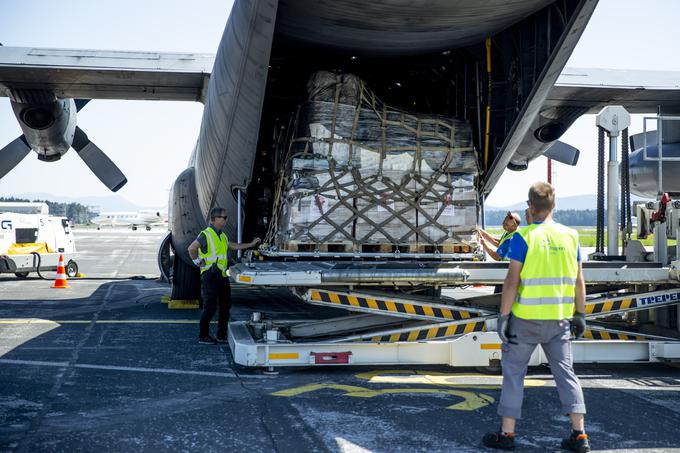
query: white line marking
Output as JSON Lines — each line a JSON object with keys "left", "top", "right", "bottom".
{"left": 0, "top": 358, "right": 269, "bottom": 379}
{"left": 0, "top": 359, "right": 69, "bottom": 367}
{"left": 74, "top": 363, "right": 237, "bottom": 378}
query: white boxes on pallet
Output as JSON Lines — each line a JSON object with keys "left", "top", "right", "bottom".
{"left": 269, "top": 71, "right": 480, "bottom": 250}
{"left": 281, "top": 171, "right": 356, "bottom": 243}
{"left": 418, "top": 203, "right": 477, "bottom": 243}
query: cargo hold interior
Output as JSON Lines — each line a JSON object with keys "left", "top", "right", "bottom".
{"left": 243, "top": 39, "right": 486, "bottom": 246}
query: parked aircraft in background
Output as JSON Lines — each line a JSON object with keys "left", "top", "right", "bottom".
{"left": 91, "top": 210, "right": 167, "bottom": 231}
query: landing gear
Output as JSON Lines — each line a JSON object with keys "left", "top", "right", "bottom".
{"left": 146, "top": 225, "right": 151, "bottom": 231}
{"left": 14, "top": 272, "right": 29, "bottom": 279}
{"left": 132, "top": 225, "right": 138, "bottom": 231}
{"left": 158, "top": 232, "right": 174, "bottom": 283}
{"left": 171, "top": 253, "right": 200, "bottom": 302}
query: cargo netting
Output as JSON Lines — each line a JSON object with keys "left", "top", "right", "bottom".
{"left": 264, "top": 71, "right": 479, "bottom": 254}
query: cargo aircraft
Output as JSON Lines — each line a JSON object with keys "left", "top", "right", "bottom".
{"left": 2, "top": 0, "right": 680, "bottom": 300}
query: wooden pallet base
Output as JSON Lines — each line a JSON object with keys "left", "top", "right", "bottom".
{"left": 280, "top": 242, "right": 474, "bottom": 254}
{"left": 281, "top": 242, "right": 354, "bottom": 253}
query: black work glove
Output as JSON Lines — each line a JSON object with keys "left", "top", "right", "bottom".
{"left": 497, "top": 314, "right": 516, "bottom": 344}
{"left": 571, "top": 312, "right": 586, "bottom": 340}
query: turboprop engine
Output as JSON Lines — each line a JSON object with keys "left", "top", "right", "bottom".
{"left": 0, "top": 89, "right": 127, "bottom": 192}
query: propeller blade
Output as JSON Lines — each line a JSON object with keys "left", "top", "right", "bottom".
{"left": 72, "top": 126, "right": 127, "bottom": 192}
{"left": 0, "top": 135, "right": 32, "bottom": 179}
{"left": 74, "top": 99, "right": 90, "bottom": 111}
{"left": 543, "top": 140, "right": 580, "bottom": 166}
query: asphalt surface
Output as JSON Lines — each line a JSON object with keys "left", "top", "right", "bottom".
{"left": 1, "top": 228, "right": 680, "bottom": 452}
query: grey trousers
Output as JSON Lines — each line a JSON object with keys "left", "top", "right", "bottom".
{"left": 498, "top": 315, "right": 586, "bottom": 419}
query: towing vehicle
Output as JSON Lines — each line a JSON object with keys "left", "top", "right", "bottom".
{"left": 0, "top": 208, "right": 78, "bottom": 278}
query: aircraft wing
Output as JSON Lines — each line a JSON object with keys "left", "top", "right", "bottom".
{"left": 549, "top": 67, "right": 680, "bottom": 113}
{"left": 0, "top": 47, "right": 214, "bottom": 103}
{"left": 484, "top": 67, "right": 680, "bottom": 195}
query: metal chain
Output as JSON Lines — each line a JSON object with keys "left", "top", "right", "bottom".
{"left": 623, "top": 128, "right": 632, "bottom": 239}
{"left": 596, "top": 126, "right": 606, "bottom": 254}
{"left": 620, "top": 128, "right": 631, "bottom": 244}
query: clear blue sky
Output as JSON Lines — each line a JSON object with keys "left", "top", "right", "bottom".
{"left": 0, "top": 0, "right": 679, "bottom": 208}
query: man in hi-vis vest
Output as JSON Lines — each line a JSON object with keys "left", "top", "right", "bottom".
{"left": 483, "top": 182, "right": 589, "bottom": 453}
{"left": 188, "top": 207, "right": 261, "bottom": 345}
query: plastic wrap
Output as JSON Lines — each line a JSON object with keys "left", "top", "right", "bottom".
{"left": 268, "top": 71, "right": 479, "bottom": 250}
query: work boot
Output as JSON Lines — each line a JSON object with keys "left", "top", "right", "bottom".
{"left": 482, "top": 431, "right": 515, "bottom": 450}
{"left": 561, "top": 431, "right": 591, "bottom": 452}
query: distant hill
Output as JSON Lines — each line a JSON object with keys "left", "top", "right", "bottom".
{"left": 487, "top": 193, "right": 649, "bottom": 211}
{"left": 9, "top": 193, "right": 143, "bottom": 212}
{"left": 487, "top": 194, "right": 597, "bottom": 211}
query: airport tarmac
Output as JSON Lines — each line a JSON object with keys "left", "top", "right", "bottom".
{"left": 1, "top": 229, "right": 680, "bottom": 452}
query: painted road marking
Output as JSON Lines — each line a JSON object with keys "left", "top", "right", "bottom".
{"left": 271, "top": 383, "right": 494, "bottom": 411}
{"left": 0, "top": 358, "right": 270, "bottom": 379}
{"left": 353, "top": 369, "right": 546, "bottom": 388}
{"left": 267, "top": 369, "right": 547, "bottom": 411}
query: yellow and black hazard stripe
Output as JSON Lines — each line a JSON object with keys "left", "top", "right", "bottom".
{"left": 309, "top": 289, "right": 474, "bottom": 320}
{"left": 364, "top": 321, "right": 486, "bottom": 343}
{"left": 585, "top": 298, "right": 634, "bottom": 316}
{"left": 583, "top": 329, "right": 647, "bottom": 341}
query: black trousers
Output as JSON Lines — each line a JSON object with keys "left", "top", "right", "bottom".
{"left": 199, "top": 267, "right": 231, "bottom": 338}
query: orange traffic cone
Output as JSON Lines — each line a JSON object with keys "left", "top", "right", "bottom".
{"left": 52, "top": 254, "right": 71, "bottom": 288}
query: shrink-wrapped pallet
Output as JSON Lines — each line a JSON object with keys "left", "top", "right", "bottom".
{"left": 267, "top": 71, "right": 480, "bottom": 251}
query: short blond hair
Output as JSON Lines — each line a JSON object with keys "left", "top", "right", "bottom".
{"left": 528, "top": 181, "right": 555, "bottom": 213}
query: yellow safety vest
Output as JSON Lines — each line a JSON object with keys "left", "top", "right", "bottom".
{"left": 198, "top": 227, "right": 229, "bottom": 276}
{"left": 511, "top": 222, "right": 579, "bottom": 320}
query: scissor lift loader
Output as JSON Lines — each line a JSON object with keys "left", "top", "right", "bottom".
{"left": 227, "top": 108, "right": 680, "bottom": 370}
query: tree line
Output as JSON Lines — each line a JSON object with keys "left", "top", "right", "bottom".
{"left": 485, "top": 209, "right": 598, "bottom": 227}
{"left": 0, "top": 196, "right": 96, "bottom": 224}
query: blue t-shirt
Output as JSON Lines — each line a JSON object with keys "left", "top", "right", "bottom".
{"left": 506, "top": 222, "right": 581, "bottom": 263}
{"left": 496, "top": 232, "right": 513, "bottom": 259}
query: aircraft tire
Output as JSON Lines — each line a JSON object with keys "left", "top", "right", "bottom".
{"left": 15, "top": 272, "right": 29, "bottom": 279}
